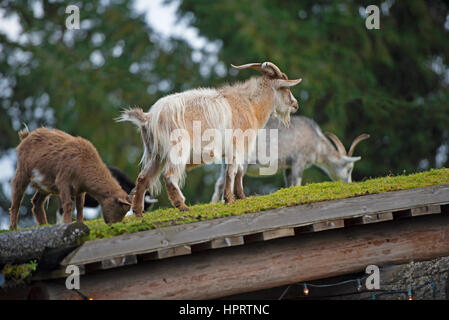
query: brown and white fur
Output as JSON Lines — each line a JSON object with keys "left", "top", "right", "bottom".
{"left": 118, "top": 62, "right": 302, "bottom": 214}
{"left": 212, "top": 116, "right": 369, "bottom": 202}
{"left": 9, "top": 128, "right": 131, "bottom": 230}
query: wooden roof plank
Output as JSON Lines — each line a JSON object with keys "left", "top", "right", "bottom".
{"left": 46, "top": 213, "right": 449, "bottom": 300}
{"left": 411, "top": 204, "right": 441, "bottom": 216}
{"left": 61, "top": 184, "right": 449, "bottom": 266}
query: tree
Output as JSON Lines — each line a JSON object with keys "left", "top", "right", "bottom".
{"left": 174, "top": 0, "right": 449, "bottom": 185}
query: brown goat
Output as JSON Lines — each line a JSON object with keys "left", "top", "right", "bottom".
{"left": 9, "top": 128, "right": 131, "bottom": 230}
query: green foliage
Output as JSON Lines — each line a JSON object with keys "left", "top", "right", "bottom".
{"left": 2, "top": 260, "right": 37, "bottom": 284}
{"left": 175, "top": 0, "right": 449, "bottom": 181}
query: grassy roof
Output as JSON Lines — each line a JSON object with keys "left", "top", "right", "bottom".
{"left": 84, "top": 168, "right": 449, "bottom": 241}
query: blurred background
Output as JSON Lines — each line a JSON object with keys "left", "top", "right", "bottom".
{"left": 0, "top": 0, "right": 448, "bottom": 229}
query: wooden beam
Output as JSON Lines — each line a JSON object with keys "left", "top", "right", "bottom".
{"left": 101, "top": 255, "right": 137, "bottom": 270}
{"left": 191, "top": 236, "right": 244, "bottom": 252}
{"left": 345, "top": 212, "right": 394, "bottom": 226}
{"left": 312, "top": 219, "right": 345, "bottom": 232}
{"left": 61, "top": 185, "right": 449, "bottom": 267}
{"left": 244, "top": 227, "right": 295, "bottom": 243}
{"left": 43, "top": 213, "right": 449, "bottom": 300}
{"left": 411, "top": 204, "right": 441, "bottom": 216}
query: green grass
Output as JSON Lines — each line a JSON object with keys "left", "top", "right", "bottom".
{"left": 83, "top": 168, "right": 449, "bottom": 241}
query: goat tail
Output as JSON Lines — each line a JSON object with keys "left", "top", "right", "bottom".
{"left": 117, "top": 107, "right": 157, "bottom": 173}
{"left": 18, "top": 125, "right": 30, "bottom": 141}
{"left": 116, "top": 108, "right": 150, "bottom": 128}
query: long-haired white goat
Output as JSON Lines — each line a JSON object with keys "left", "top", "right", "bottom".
{"left": 118, "top": 62, "right": 301, "bottom": 214}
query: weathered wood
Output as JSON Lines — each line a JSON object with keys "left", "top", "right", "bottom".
{"left": 44, "top": 214, "right": 449, "bottom": 300}
{"left": 210, "top": 236, "right": 244, "bottom": 248}
{"left": 394, "top": 205, "right": 442, "bottom": 219}
{"left": 61, "top": 184, "right": 449, "bottom": 267}
{"left": 363, "top": 211, "right": 394, "bottom": 224}
{"left": 0, "top": 223, "right": 89, "bottom": 267}
{"left": 312, "top": 219, "right": 345, "bottom": 232}
{"left": 345, "top": 212, "right": 393, "bottom": 226}
{"left": 192, "top": 236, "right": 244, "bottom": 252}
{"left": 101, "top": 255, "right": 137, "bottom": 270}
{"left": 244, "top": 228, "right": 295, "bottom": 243}
{"left": 262, "top": 228, "right": 295, "bottom": 241}
{"left": 139, "top": 245, "right": 192, "bottom": 261}
{"left": 411, "top": 204, "right": 441, "bottom": 216}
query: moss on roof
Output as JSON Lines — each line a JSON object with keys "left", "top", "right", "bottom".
{"left": 1, "top": 261, "right": 37, "bottom": 285}
{"left": 83, "top": 168, "right": 449, "bottom": 241}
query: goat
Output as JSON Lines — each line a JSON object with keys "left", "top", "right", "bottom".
{"left": 55, "top": 166, "right": 158, "bottom": 224}
{"left": 118, "top": 62, "right": 302, "bottom": 214}
{"left": 211, "top": 116, "right": 369, "bottom": 202}
{"left": 9, "top": 128, "right": 131, "bottom": 230}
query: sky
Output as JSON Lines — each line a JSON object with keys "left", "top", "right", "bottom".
{"left": 0, "top": 0, "right": 203, "bottom": 44}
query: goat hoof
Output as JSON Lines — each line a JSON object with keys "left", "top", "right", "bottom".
{"left": 224, "top": 197, "right": 235, "bottom": 204}
{"left": 135, "top": 212, "right": 143, "bottom": 218}
{"left": 132, "top": 208, "right": 143, "bottom": 217}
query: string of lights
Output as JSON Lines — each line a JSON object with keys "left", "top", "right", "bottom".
{"left": 279, "top": 275, "right": 369, "bottom": 300}
{"left": 367, "top": 281, "right": 436, "bottom": 300}
{"left": 57, "top": 282, "right": 93, "bottom": 300}
{"left": 278, "top": 276, "right": 436, "bottom": 300}
{"left": 74, "top": 289, "right": 93, "bottom": 300}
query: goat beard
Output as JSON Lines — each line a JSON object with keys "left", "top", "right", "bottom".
{"left": 275, "top": 110, "right": 291, "bottom": 128}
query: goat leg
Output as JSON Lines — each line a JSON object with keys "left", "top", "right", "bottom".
{"left": 9, "top": 167, "right": 30, "bottom": 230}
{"left": 133, "top": 159, "right": 164, "bottom": 216}
{"left": 163, "top": 173, "right": 188, "bottom": 211}
{"left": 211, "top": 163, "right": 226, "bottom": 203}
{"left": 31, "top": 190, "right": 49, "bottom": 225}
{"left": 290, "top": 161, "right": 305, "bottom": 187}
{"left": 75, "top": 193, "right": 85, "bottom": 223}
{"left": 57, "top": 186, "right": 73, "bottom": 224}
{"left": 233, "top": 166, "right": 246, "bottom": 200}
{"left": 223, "top": 163, "right": 237, "bottom": 204}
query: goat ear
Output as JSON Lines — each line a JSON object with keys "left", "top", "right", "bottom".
{"left": 342, "top": 155, "right": 361, "bottom": 163}
{"left": 118, "top": 198, "right": 131, "bottom": 207}
{"left": 274, "top": 78, "right": 302, "bottom": 88}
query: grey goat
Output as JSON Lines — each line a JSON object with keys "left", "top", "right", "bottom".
{"left": 211, "top": 116, "right": 369, "bottom": 203}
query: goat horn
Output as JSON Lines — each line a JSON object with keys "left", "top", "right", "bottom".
{"left": 348, "top": 133, "right": 370, "bottom": 156}
{"left": 325, "top": 132, "right": 347, "bottom": 155}
{"left": 261, "top": 62, "right": 285, "bottom": 79}
{"left": 231, "top": 62, "right": 285, "bottom": 78}
{"left": 231, "top": 63, "right": 264, "bottom": 73}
